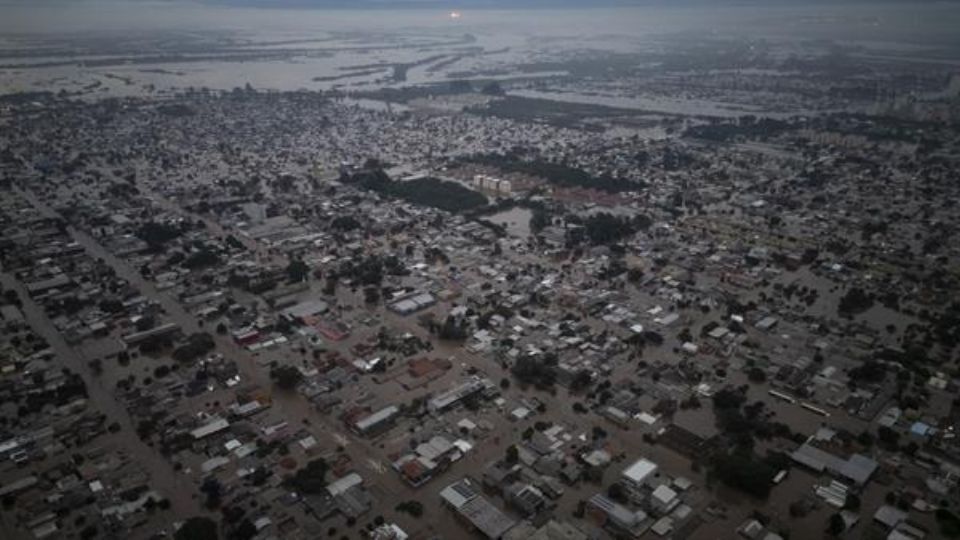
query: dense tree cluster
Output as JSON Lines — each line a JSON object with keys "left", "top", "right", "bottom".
{"left": 330, "top": 215, "right": 361, "bottom": 232}
{"left": 346, "top": 168, "right": 487, "bottom": 212}
{"left": 936, "top": 508, "right": 960, "bottom": 538}
{"left": 566, "top": 212, "right": 647, "bottom": 246}
{"left": 838, "top": 287, "right": 874, "bottom": 315}
{"left": 271, "top": 365, "right": 303, "bottom": 390}
{"left": 174, "top": 517, "right": 218, "bottom": 540}
{"left": 683, "top": 116, "right": 793, "bottom": 142}
{"left": 284, "top": 458, "right": 329, "bottom": 494}
{"left": 172, "top": 332, "right": 215, "bottom": 363}
{"left": 136, "top": 220, "right": 186, "bottom": 252}
{"left": 511, "top": 354, "right": 558, "bottom": 389}
{"left": 285, "top": 258, "right": 310, "bottom": 283}
{"left": 395, "top": 500, "right": 424, "bottom": 517}
{"left": 706, "top": 387, "right": 793, "bottom": 499}
{"left": 710, "top": 451, "right": 777, "bottom": 499}
{"left": 334, "top": 254, "right": 407, "bottom": 288}
{"left": 847, "top": 360, "right": 887, "bottom": 385}
{"left": 182, "top": 247, "right": 222, "bottom": 270}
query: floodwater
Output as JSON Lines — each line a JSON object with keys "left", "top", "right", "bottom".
{"left": 2, "top": 3, "right": 960, "bottom": 100}
{"left": 486, "top": 207, "right": 533, "bottom": 238}
{"left": 509, "top": 88, "right": 835, "bottom": 119}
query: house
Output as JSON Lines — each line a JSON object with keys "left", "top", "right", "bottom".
{"left": 350, "top": 405, "right": 400, "bottom": 436}
{"left": 650, "top": 484, "right": 680, "bottom": 514}
{"left": 587, "top": 494, "right": 651, "bottom": 538}
{"left": 428, "top": 377, "right": 488, "bottom": 413}
{"left": 503, "top": 520, "right": 589, "bottom": 540}
{"left": 393, "top": 435, "right": 460, "bottom": 486}
{"left": 483, "top": 461, "right": 521, "bottom": 492}
{"left": 504, "top": 482, "right": 547, "bottom": 516}
{"left": 440, "top": 478, "right": 516, "bottom": 539}
{"left": 873, "top": 505, "right": 908, "bottom": 529}
{"left": 326, "top": 473, "right": 371, "bottom": 518}
{"left": 621, "top": 458, "right": 658, "bottom": 502}
{"left": 791, "top": 429, "right": 878, "bottom": 486}
{"left": 189, "top": 416, "right": 230, "bottom": 440}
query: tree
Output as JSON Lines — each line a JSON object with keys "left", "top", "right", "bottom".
{"left": 936, "top": 509, "right": 960, "bottom": 538}
{"left": 175, "top": 517, "right": 218, "bottom": 540}
{"left": 200, "top": 477, "right": 223, "bottom": 509}
{"left": 137, "top": 221, "right": 183, "bottom": 252}
{"left": 504, "top": 445, "right": 519, "bottom": 465}
{"left": 789, "top": 500, "right": 809, "bottom": 518}
{"left": 827, "top": 513, "right": 845, "bottom": 536}
{"left": 347, "top": 170, "right": 488, "bottom": 213}
{"left": 511, "top": 355, "right": 556, "bottom": 389}
{"left": 838, "top": 287, "right": 874, "bottom": 316}
{"left": 748, "top": 367, "right": 767, "bottom": 384}
{"left": 172, "top": 333, "right": 215, "bottom": 363}
{"left": 877, "top": 426, "right": 900, "bottom": 450}
{"left": 577, "top": 213, "right": 636, "bottom": 246}
{"left": 713, "top": 387, "right": 747, "bottom": 410}
{"left": 271, "top": 365, "right": 302, "bottom": 391}
{"left": 569, "top": 370, "right": 593, "bottom": 392}
{"left": 183, "top": 248, "right": 221, "bottom": 270}
{"left": 710, "top": 451, "right": 775, "bottom": 498}
{"left": 848, "top": 360, "right": 886, "bottom": 384}
{"left": 323, "top": 277, "right": 337, "bottom": 296}
{"left": 231, "top": 520, "right": 257, "bottom": 540}
{"left": 395, "top": 500, "right": 424, "bottom": 518}
{"left": 607, "top": 483, "right": 628, "bottom": 503}
{"left": 284, "top": 458, "right": 329, "bottom": 494}
{"left": 286, "top": 259, "right": 310, "bottom": 283}
{"left": 530, "top": 208, "right": 551, "bottom": 234}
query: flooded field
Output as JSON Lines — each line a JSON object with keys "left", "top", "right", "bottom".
{"left": 486, "top": 207, "right": 533, "bottom": 238}
{"left": 3, "top": 3, "right": 960, "bottom": 110}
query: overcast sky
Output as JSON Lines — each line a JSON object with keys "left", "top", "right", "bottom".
{"left": 1, "top": 0, "right": 953, "bottom": 7}
{"left": 3, "top": 0, "right": 959, "bottom": 42}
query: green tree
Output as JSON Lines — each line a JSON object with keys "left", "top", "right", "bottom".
{"left": 175, "top": 517, "right": 218, "bottom": 540}
{"left": 748, "top": 367, "right": 767, "bottom": 383}
{"left": 395, "top": 500, "right": 424, "bottom": 517}
{"left": 271, "top": 365, "right": 303, "bottom": 391}
{"left": 286, "top": 259, "right": 310, "bottom": 283}
{"left": 284, "top": 458, "right": 329, "bottom": 494}
{"left": 505, "top": 445, "right": 519, "bottom": 465}
{"left": 827, "top": 513, "right": 845, "bottom": 536}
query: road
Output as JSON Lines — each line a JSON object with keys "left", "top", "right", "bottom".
{"left": 14, "top": 186, "right": 451, "bottom": 534}
{"left": 0, "top": 270, "right": 203, "bottom": 531}
{"left": 14, "top": 181, "right": 849, "bottom": 540}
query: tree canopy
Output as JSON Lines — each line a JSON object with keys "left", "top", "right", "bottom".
{"left": 175, "top": 517, "right": 218, "bottom": 540}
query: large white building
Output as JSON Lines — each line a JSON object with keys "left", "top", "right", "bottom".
{"left": 473, "top": 174, "right": 512, "bottom": 195}
{"left": 621, "top": 458, "right": 659, "bottom": 503}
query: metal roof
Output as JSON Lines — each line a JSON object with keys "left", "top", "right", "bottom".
{"left": 622, "top": 457, "right": 658, "bottom": 485}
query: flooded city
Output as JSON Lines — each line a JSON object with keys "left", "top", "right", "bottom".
{"left": 1, "top": 1, "right": 959, "bottom": 540}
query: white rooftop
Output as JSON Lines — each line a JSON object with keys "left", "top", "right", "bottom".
{"left": 622, "top": 458, "right": 658, "bottom": 485}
